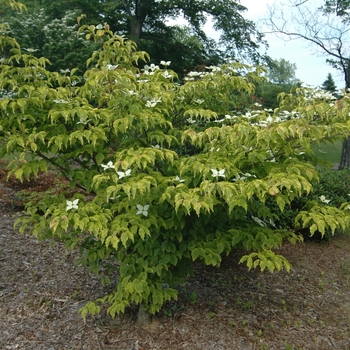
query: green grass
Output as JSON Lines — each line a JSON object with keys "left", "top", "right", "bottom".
{"left": 312, "top": 140, "right": 342, "bottom": 163}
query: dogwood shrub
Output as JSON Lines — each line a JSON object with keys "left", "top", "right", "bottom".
{"left": 1, "top": 24, "right": 350, "bottom": 318}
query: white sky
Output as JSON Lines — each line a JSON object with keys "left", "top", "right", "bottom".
{"left": 239, "top": 0, "right": 344, "bottom": 89}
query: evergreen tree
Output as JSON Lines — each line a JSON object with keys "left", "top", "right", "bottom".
{"left": 321, "top": 73, "right": 337, "bottom": 93}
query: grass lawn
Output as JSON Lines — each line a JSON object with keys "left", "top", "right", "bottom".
{"left": 312, "top": 140, "right": 342, "bottom": 163}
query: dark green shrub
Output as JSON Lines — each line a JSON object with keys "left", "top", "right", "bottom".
{"left": 269, "top": 167, "right": 350, "bottom": 240}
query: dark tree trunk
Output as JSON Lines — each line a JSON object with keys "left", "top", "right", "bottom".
{"left": 130, "top": 20, "right": 143, "bottom": 42}
{"left": 338, "top": 59, "right": 350, "bottom": 169}
{"left": 338, "top": 137, "right": 350, "bottom": 169}
{"left": 128, "top": 0, "right": 148, "bottom": 43}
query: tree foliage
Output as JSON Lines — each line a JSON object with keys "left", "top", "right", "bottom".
{"left": 321, "top": 73, "right": 337, "bottom": 93}
{"left": 253, "top": 58, "right": 300, "bottom": 109}
{"left": 266, "top": 58, "right": 299, "bottom": 86}
{"left": 322, "top": 0, "right": 350, "bottom": 18}
{"left": 6, "top": 8, "right": 97, "bottom": 72}
{"left": 6, "top": 0, "right": 264, "bottom": 76}
{"left": 2, "top": 19, "right": 350, "bottom": 319}
{"left": 266, "top": 0, "right": 349, "bottom": 87}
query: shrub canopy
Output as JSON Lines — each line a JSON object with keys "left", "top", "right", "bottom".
{"left": 1, "top": 24, "right": 350, "bottom": 317}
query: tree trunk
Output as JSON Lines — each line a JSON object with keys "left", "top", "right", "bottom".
{"left": 137, "top": 304, "right": 151, "bottom": 324}
{"left": 130, "top": 20, "right": 143, "bottom": 42}
{"left": 338, "top": 137, "right": 350, "bottom": 169}
{"left": 338, "top": 60, "right": 350, "bottom": 169}
{"left": 128, "top": 0, "right": 148, "bottom": 43}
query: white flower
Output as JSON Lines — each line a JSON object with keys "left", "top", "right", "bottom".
{"left": 101, "top": 161, "right": 114, "bottom": 170}
{"left": 319, "top": 195, "right": 331, "bottom": 204}
{"left": 60, "top": 68, "right": 70, "bottom": 74}
{"left": 186, "top": 118, "right": 196, "bottom": 124}
{"left": 232, "top": 174, "right": 245, "bottom": 182}
{"left": 107, "top": 64, "right": 118, "bottom": 70}
{"left": 211, "top": 169, "right": 226, "bottom": 178}
{"left": 187, "top": 71, "right": 204, "bottom": 77}
{"left": 77, "top": 118, "right": 91, "bottom": 125}
{"left": 96, "top": 24, "right": 103, "bottom": 30}
{"left": 174, "top": 176, "right": 185, "bottom": 183}
{"left": 194, "top": 99, "right": 204, "bottom": 104}
{"left": 225, "top": 114, "right": 237, "bottom": 120}
{"left": 53, "top": 99, "right": 68, "bottom": 104}
{"left": 136, "top": 204, "right": 149, "bottom": 217}
{"left": 146, "top": 100, "right": 157, "bottom": 107}
{"left": 66, "top": 199, "right": 79, "bottom": 211}
{"left": 160, "top": 60, "right": 171, "bottom": 66}
{"left": 151, "top": 144, "right": 161, "bottom": 149}
{"left": 117, "top": 169, "right": 131, "bottom": 179}
{"left": 232, "top": 173, "right": 255, "bottom": 182}
{"left": 206, "top": 65, "right": 221, "bottom": 72}
{"left": 251, "top": 215, "right": 265, "bottom": 227}
{"left": 161, "top": 70, "right": 172, "bottom": 79}
{"left": 145, "top": 97, "right": 161, "bottom": 107}
{"left": 23, "top": 48, "right": 38, "bottom": 53}
{"left": 143, "top": 64, "right": 159, "bottom": 73}
{"left": 269, "top": 219, "right": 276, "bottom": 228}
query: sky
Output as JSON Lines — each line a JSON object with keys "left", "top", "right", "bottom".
{"left": 239, "top": 0, "right": 344, "bottom": 89}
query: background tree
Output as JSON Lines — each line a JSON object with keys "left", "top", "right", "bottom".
{"left": 266, "top": 0, "right": 350, "bottom": 168}
{"left": 8, "top": 9, "right": 98, "bottom": 73}
{"left": 321, "top": 73, "right": 337, "bottom": 93}
{"left": 254, "top": 57, "right": 300, "bottom": 109}
{"left": 266, "top": 57, "right": 299, "bottom": 85}
{"left": 6, "top": 0, "right": 265, "bottom": 76}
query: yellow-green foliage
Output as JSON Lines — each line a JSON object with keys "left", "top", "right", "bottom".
{"left": 1, "top": 24, "right": 350, "bottom": 317}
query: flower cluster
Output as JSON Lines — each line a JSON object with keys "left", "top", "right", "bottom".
{"left": 101, "top": 163, "right": 131, "bottom": 179}
{"left": 142, "top": 64, "right": 159, "bottom": 75}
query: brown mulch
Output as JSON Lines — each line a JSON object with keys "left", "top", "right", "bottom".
{"left": 0, "top": 170, "right": 350, "bottom": 349}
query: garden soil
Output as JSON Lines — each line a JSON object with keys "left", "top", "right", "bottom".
{"left": 0, "top": 170, "right": 350, "bottom": 350}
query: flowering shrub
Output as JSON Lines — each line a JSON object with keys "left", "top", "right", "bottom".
{"left": 1, "top": 24, "right": 350, "bottom": 318}
{"left": 8, "top": 8, "right": 97, "bottom": 72}
{"left": 269, "top": 167, "right": 350, "bottom": 240}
